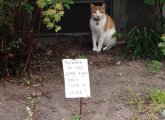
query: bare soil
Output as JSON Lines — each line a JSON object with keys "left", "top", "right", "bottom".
{"left": 0, "top": 39, "right": 165, "bottom": 120}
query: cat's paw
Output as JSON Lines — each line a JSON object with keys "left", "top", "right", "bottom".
{"left": 93, "top": 48, "right": 97, "bottom": 51}
{"left": 96, "top": 48, "right": 101, "bottom": 52}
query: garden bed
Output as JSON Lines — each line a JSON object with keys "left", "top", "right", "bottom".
{"left": 0, "top": 40, "right": 165, "bottom": 120}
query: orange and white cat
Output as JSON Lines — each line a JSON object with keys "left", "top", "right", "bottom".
{"left": 90, "top": 3, "right": 116, "bottom": 52}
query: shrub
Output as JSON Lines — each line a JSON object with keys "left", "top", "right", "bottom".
{"left": 125, "top": 27, "right": 164, "bottom": 59}
{"left": 0, "top": 0, "right": 73, "bottom": 80}
{"left": 37, "top": 0, "right": 73, "bottom": 32}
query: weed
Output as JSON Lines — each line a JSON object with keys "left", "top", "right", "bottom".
{"left": 77, "top": 54, "right": 86, "bottom": 59}
{"left": 129, "top": 89, "right": 165, "bottom": 120}
{"left": 148, "top": 89, "right": 165, "bottom": 120}
{"left": 129, "top": 93, "right": 145, "bottom": 113}
{"left": 148, "top": 60, "right": 162, "bottom": 72}
{"left": 70, "top": 114, "right": 80, "bottom": 120}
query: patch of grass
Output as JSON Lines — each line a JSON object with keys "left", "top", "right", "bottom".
{"left": 148, "top": 60, "right": 162, "bottom": 72}
{"left": 76, "top": 54, "right": 86, "bottom": 59}
{"left": 70, "top": 115, "right": 80, "bottom": 120}
{"left": 148, "top": 89, "right": 165, "bottom": 120}
{"left": 129, "top": 93, "right": 145, "bottom": 113}
{"left": 129, "top": 89, "right": 165, "bottom": 120}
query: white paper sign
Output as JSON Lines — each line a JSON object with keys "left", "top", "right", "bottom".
{"left": 62, "top": 59, "right": 90, "bottom": 98}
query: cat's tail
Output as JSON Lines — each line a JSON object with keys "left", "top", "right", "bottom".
{"left": 103, "top": 44, "right": 115, "bottom": 51}
{"left": 103, "top": 40, "right": 125, "bottom": 51}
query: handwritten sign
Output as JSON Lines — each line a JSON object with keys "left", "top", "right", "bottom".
{"left": 62, "top": 59, "right": 91, "bottom": 98}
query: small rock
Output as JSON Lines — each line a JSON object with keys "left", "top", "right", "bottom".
{"left": 118, "top": 73, "right": 123, "bottom": 76}
{"left": 89, "top": 62, "right": 93, "bottom": 65}
{"left": 162, "top": 110, "right": 165, "bottom": 118}
{"left": 116, "top": 61, "right": 122, "bottom": 65}
{"left": 46, "top": 49, "right": 53, "bottom": 56}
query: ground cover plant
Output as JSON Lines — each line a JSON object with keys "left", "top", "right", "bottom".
{"left": 148, "top": 60, "right": 162, "bottom": 72}
{"left": 129, "top": 89, "right": 165, "bottom": 120}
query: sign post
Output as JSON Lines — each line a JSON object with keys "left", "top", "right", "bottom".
{"left": 62, "top": 59, "right": 91, "bottom": 119}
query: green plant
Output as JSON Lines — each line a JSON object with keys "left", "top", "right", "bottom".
{"left": 129, "top": 93, "right": 145, "bottom": 113}
{"left": 0, "top": 0, "right": 26, "bottom": 79}
{"left": 148, "top": 60, "right": 162, "bottom": 72}
{"left": 126, "top": 27, "right": 163, "bottom": 59}
{"left": 144, "top": 0, "right": 165, "bottom": 30}
{"left": 158, "top": 35, "right": 165, "bottom": 55}
{"left": 77, "top": 54, "right": 86, "bottom": 59}
{"left": 112, "top": 32, "right": 123, "bottom": 39}
{"left": 129, "top": 89, "right": 165, "bottom": 120}
{"left": 149, "top": 89, "right": 165, "bottom": 105}
{"left": 70, "top": 115, "right": 80, "bottom": 120}
{"left": 148, "top": 89, "right": 165, "bottom": 120}
{"left": 144, "top": 0, "right": 165, "bottom": 6}
{"left": 0, "top": 0, "right": 73, "bottom": 79}
{"left": 37, "top": 0, "right": 74, "bottom": 32}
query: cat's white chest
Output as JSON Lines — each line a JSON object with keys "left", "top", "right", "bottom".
{"left": 90, "top": 17, "right": 106, "bottom": 34}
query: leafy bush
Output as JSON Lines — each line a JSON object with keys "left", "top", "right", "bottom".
{"left": 0, "top": 0, "right": 24, "bottom": 79}
{"left": 37, "top": 0, "right": 73, "bottom": 32}
{"left": 0, "top": 0, "right": 73, "bottom": 80}
{"left": 125, "top": 27, "right": 164, "bottom": 59}
{"left": 144, "top": 0, "right": 165, "bottom": 32}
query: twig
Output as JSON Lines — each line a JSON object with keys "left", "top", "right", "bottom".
{"left": 9, "top": 95, "right": 28, "bottom": 105}
{"left": 25, "top": 84, "right": 41, "bottom": 89}
{"left": 128, "top": 63, "right": 140, "bottom": 68}
{"left": 1, "top": 40, "right": 4, "bottom": 51}
{"left": 0, "top": 16, "right": 19, "bottom": 39}
{"left": 22, "top": 50, "right": 32, "bottom": 76}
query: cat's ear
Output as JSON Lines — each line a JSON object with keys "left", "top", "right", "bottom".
{"left": 101, "top": 3, "right": 106, "bottom": 9}
{"left": 90, "top": 3, "right": 95, "bottom": 8}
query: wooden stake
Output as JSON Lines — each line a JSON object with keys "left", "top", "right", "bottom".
{"left": 79, "top": 97, "right": 83, "bottom": 120}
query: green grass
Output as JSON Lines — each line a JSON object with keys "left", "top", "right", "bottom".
{"left": 148, "top": 60, "right": 162, "bottom": 72}
{"left": 76, "top": 54, "right": 86, "bottom": 59}
{"left": 70, "top": 115, "right": 80, "bottom": 120}
{"left": 129, "top": 89, "right": 165, "bottom": 120}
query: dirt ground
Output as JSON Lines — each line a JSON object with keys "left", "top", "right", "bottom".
{"left": 0, "top": 39, "right": 165, "bottom": 120}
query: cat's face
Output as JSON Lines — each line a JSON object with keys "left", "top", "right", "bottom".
{"left": 90, "top": 4, "right": 106, "bottom": 21}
